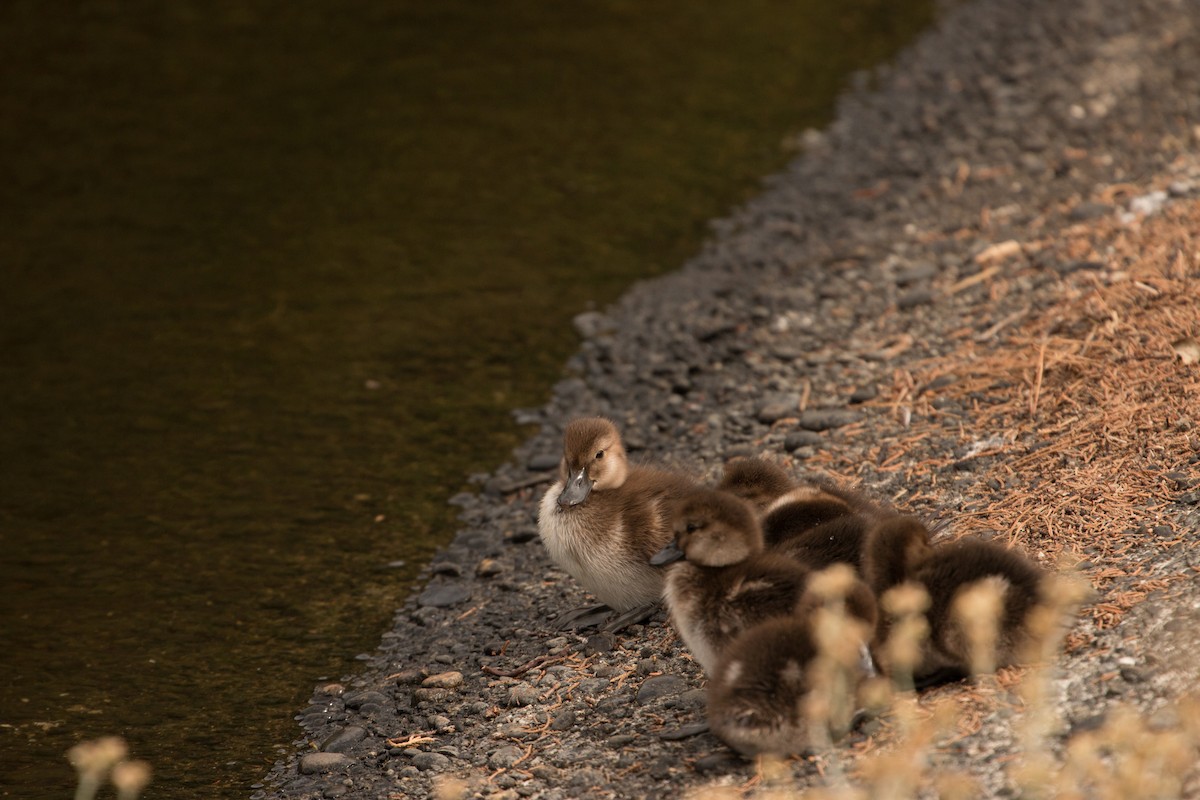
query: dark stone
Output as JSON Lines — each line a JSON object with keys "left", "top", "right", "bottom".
{"left": 1068, "top": 201, "right": 1112, "bottom": 221}
{"left": 320, "top": 725, "right": 366, "bottom": 754}
{"left": 299, "top": 752, "right": 351, "bottom": 774}
{"left": 584, "top": 632, "right": 616, "bottom": 655}
{"left": 757, "top": 396, "right": 799, "bottom": 424}
{"left": 504, "top": 527, "right": 539, "bottom": 544}
{"left": 636, "top": 674, "right": 687, "bottom": 704}
{"left": 849, "top": 385, "right": 878, "bottom": 404}
{"left": 784, "top": 430, "right": 824, "bottom": 452}
{"left": 1119, "top": 667, "right": 1145, "bottom": 683}
{"left": 1164, "top": 471, "right": 1193, "bottom": 489}
{"left": 797, "top": 409, "right": 860, "bottom": 431}
{"left": 411, "top": 751, "right": 450, "bottom": 772}
{"left": 431, "top": 560, "right": 463, "bottom": 577}
{"left": 693, "top": 752, "right": 742, "bottom": 774}
{"left": 897, "top": 288, "right": 934, "bottom": 309}
{"left": 607, "top": 734, "right": 637, "bottom": 747}
{"left": 488, "top": 745, "right": 525, "bottom": 769}
{"left": 343, "top": 691, "right": 389, "bottom": 710}
{"left": 527, "top": 453, "right": 561, "bottom": 471}
{"left": 417, "top": 583, "right": 471, "bottom": 608}
{"left": 549, "top": 709, "right": 577, "bottom": 731}
{"left": 1152, "top": 525, "right": 1174, "bottom": 538}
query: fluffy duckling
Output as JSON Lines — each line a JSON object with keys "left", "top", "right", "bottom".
{"left": 537, "top": 417, "right": 697, "bottom": 621}
{"left": 707, "top": 571, "right": 877, "bottom": 758}
{"left": 863, "top": 519, "right": 1046, "bottom": 686}
{"left": 714, "top": 458, "right": 796, "bottom": 516}
{"left": 651, "top": 488, "right": 812, "bottom": 675}
{"left": 762, "top": 481, "right": 888, "bottom": 575}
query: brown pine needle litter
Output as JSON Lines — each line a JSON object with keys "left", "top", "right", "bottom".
{"left": 815, "top": 196, "right": 1200, "bottom": 629}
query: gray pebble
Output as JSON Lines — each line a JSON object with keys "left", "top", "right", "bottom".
{"left": 417, "top": 583, "right": 471, "bottom": 608}
{"left": 798, "top": 409, "right": 860, "bottom": 431}
{"left": 489, "top": 745, "right": 526, "bottom": 768}
{"left": 527, "top": 453, "right": 561, "bottom": 471}
{"left": 320, "top": 725, "right": 366, "bottom": 754}
{"left": 756, "top": 394, "right": 799, "bottom": 423}
{"left": 506, "top": 683, "right": 539, "bottom": 707}
{"left": 411, "top": 751, "right": 450, "bottom": 772}
{"left": 636, "top": 674, "right": 687, "bottom": 704}
{"left": 299, "top": 752, "right": 351, "bottom": 774}
{"left": 897, "top": 288, "right": 934, "bottom": 309}
{"left": 784, "top": 430, "right": 824, "bottom": 452}
{"left": 550, "top": 708, "right": 577, "bottom": 731}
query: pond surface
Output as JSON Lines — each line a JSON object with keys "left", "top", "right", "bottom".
{"left": 0, "top": 1, "right": 932, "bottom": 796}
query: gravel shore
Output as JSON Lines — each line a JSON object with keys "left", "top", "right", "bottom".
{"left": 258, "top": 0, "right": 1200, "bottom": 796}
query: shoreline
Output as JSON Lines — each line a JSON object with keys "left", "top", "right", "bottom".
{"left": 259, "top": 0, "right": 1200, "bottom": 797}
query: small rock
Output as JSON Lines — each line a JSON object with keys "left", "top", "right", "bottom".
{"left": 430, "top": 560, "right": 462, "bottom": 577}
{"left": 798, "top": 409, "right": 860, "bottom": 431}
{"left": 757, "top": 396, "right": 799, "bottom": 424}
{"left": 411, "top": 751, "right": 450, "bottom": 772}
{"left": 343, "top": 691, "right": 389, "bottom": 709}
{"left": 476, "top": 558, "right": 504, "bottom": 578}
{"left": 550, "top": 709, "right": 577, "bottom": 731}
{"left": 1152, "top": 525, "right": 1174, "bottom": 538}
{"left": 320, "top": 725, "right": 366, "bottom": 754}
{"left": 1068, "top": 201, "right": 1112, "bottom": 221}
{"left": 489, "top": 745, "right": 526, "bottom": 769}
{"left": 422, "top": 671, "right": 463, "bottom": 690}
{"left": 784, "top": 430, "right": 823, "bottom": 452}
{"left": 636, "top": 674, "right": 687, "bottom": 704}
{"left": 299, "top": 752, "right": 351, "bottom": 774}
{"left": 607, "top": 734, "right": 636, "bottom": 747}
{"left": 526, "top": 453, "right": 561, "bottom": 471}
{"left": 849, "top": 385, "right": 878, "bottom": 404}
{"left": 573, "top": 311, "right": 613, "bottom": 338}
{"left": 506, "top": 683, "right": 539, "bottom": 707}
{"left": 417, "top": 583, "right": 471, "bottom": 608}
{"left": 693, "top": 752, "right": 741, "bottom": 774}
{"left": 897, "top": 288, "right": 934, "bottom": 309}
{"left": 584, "top": 632, "right": 616, "bottom": 655}
{"left": 413, "top": 687, "right": 452, "bottom": 703}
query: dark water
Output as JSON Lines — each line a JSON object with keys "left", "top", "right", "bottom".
{"left": 0, "top": 1, "right": 932, "bottom": 796}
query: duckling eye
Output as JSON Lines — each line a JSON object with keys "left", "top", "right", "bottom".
{"left": 595, "top": 450, "right": 604, "bottom": 460}
{"left": 685, "top": 521, "right": 700, "bottom": 534}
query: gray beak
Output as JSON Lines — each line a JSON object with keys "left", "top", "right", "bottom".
{"left": 650, "top": 540, "right": 685, "bottom": 566}
{"left": 557, "top": 467, "right": 593, "bottom": 508}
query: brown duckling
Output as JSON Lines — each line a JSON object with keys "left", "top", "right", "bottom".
{"left": 759, "top": 478, "right": 891, "bottom": 578}
{"left": 714, "top": 458, "right": 796, "bottom": 516}
{"left": 651, "top": 487, "right": 812, "bottom": 675}
{"left": 707, "top": 570, "right": 877, "bottom": 758}
{"left": 863, "top": 518, "right": 1046, "bottom": 686}
{"left": 537, "top": 417, "right": 697, "bottom": 625}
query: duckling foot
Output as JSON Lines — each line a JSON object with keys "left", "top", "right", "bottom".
{"left": 601, "top": 601, "right": 659, "bottom": 633}
{"left": 552, "top": 602, "right": 614, "bottom": 630}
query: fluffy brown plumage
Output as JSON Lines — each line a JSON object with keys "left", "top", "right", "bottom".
{"left": 537, "top": 417, "right": 696, "bottom": 611}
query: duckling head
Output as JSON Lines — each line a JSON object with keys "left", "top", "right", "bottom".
{"left": 715, "top": 458, "right": 795, "bottom": 514}
{"left": 555, "top": 417, "right": 630, "bottom": 508}
{"left": 653, "top": 489, "right": 762, "bottom": 568}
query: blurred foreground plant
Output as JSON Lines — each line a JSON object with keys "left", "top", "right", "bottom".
{"left": 67, "top": 736, "right": 151, "bottom": 800}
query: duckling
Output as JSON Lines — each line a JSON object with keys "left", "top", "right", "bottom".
{"left": 762, "top": 481, "right": 888, "bottom": 574}
{"left": 863, "top": 519, "right": 1046, "bottom": 686}
{"left": 651, "top": 487, "right": 812, "bottom": 675}
{"left": 714, "top": 458, "right": 796, "bottom": 516}
{"left": 707, "top": 583, "right": 876, "bottom": 758}
{"left": 537, "top": 417, "right": 697, "bottom": 626}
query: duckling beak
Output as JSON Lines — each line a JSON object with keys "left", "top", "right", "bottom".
{"left": 649, "top": 540, "right": 685, "bottom": 566}
{"left": 557, "top": 467, "right": 593, "bottom": 508}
